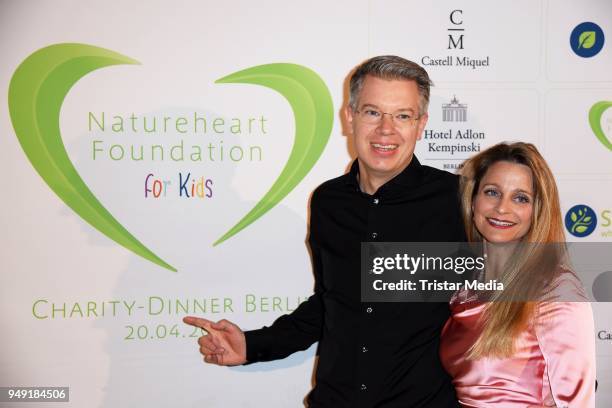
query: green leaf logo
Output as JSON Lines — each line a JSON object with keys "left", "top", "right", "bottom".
{"left": 212, "top": 63, "right": 333, "bottom": 246}
{"left": 589, "top": 101, "right": 612, "bottom": 151}
{"left": 569, "top": 208, "right": 594, "bottom": 234}
{"left": 565, "top": 204, "right": 597, "bottom": 237}
{"left": 578, "top": 31, "right": 596, "bottom": 49}
{"left": 8, "top": 43, "right": 177, "bottom": 272}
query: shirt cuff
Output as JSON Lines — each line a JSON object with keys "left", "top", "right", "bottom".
{"left": 243, "top": 328, "right": 270, "bottom": 364}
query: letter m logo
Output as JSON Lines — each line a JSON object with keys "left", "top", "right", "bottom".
{"left": 448, "top": 34, "right": 464, "bottom": 49}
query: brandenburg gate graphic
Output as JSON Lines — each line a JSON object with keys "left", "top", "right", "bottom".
{"left": 442, "top": 95, "right": 467, "bottom": 122}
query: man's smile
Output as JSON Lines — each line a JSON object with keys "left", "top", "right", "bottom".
{"left": 371, "top": 142, "right": 399, "bottom": 153}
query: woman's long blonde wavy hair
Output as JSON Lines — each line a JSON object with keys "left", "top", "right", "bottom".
{"left": 460, "top": 142, "right": 566, "bottom": 359}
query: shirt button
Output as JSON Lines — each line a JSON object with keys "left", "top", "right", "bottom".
{"left": 371, "top": 232, "right": 378, "bottom": 239}
{"left": 362, "top": 346, "right": 368, "bottom": 353}
{"left": 373, "top": 198, "right": 379, "bottom": 204}
{"left": 360, "top": 384, "right": 367, "bottom": 391}
{"left": 366, "top": 307, "right": 373, "bottom": 313}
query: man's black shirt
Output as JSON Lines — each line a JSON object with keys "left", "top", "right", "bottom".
{"left": 245, "top": 157, "right": 465, "bottom": 407}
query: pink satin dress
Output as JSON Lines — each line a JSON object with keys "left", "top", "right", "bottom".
{"left": 440, "top": 288, "right": 596, "bottom": 407}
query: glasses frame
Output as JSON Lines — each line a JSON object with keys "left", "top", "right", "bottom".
{"left": 354, "top": 106, "right": 422, "bottom": 128}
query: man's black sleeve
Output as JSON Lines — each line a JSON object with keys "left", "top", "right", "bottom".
{"left": 243, "top": 190, "right": 324, "bottom": 363}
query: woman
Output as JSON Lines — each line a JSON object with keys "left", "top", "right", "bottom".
{"left": 440, "top": 142, "right": 596, "bottom": 407}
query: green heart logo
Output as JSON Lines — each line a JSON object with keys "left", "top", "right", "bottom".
{"left": 8, "top": 43, "right": 333, "bottom": 271}
{"left": 589, "top": 101, "right": 612, "bottom": 151}
{"left": 213, "top": 64, "right": 333, "bottom": 245}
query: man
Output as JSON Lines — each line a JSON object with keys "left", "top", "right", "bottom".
{"left": 184, "top": 55, "right": 465, "bottom": 407}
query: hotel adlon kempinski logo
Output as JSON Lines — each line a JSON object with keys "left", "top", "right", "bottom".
{"left": 421, "top": 9, "right": 491, "bottom": 70}
{"left": 422, "top": 95, "right": 485, "bottom": 171}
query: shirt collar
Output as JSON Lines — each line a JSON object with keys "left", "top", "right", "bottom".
{"left": 345, "top": 155, "right": 425, "bottom": 195}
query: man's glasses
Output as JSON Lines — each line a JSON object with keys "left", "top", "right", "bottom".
{"left": 354, "top": 107, "right": 421, "bottom": 127}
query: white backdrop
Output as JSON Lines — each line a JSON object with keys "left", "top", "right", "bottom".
{"left": 1, "top": 0, "right": 611, "bottom": 407}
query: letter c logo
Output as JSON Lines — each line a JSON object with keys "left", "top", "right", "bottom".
{"left": 450, "top": 10, "right": 463, "bottom": 25}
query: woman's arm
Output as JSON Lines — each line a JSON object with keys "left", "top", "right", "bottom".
{"left": 535, "top": 301, "right": 596, "bottom": 407}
